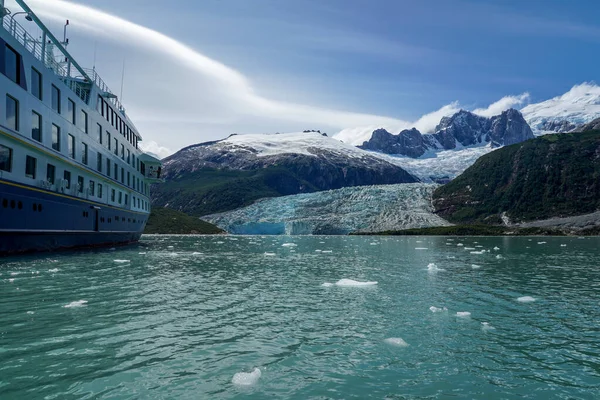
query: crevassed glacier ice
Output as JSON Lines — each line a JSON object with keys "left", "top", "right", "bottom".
{"left": 204, "top": 183, "right": 450, "bottom": 235}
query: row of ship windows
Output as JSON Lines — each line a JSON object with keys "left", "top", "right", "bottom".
{"left": 4, "top": 43, "right": 140, "bottom": 150}
{"left": 2, "top": 198, "right": 43, "bottom": 212}
{"left": 3, "top": 92, "right": 150, "bottom": 195}
{"left": 0, "top": 144, "right": 150, "bottom": 211}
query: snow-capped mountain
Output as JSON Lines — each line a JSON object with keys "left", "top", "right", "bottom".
{"left": 359, "top": 109, "right": 533, "bottom": 157}
{"left": 521, "top": 83, "right": 600, "bottom": 134}
{"left": 204, "top": 183, "right": 449, "bottom": 235}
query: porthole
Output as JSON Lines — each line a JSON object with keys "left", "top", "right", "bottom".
{"left": 33, "top": 203, "right": 37, "bottom": 211}
{"left": 17, "top": 201, "right": 22, "bottom": 210}
{"left": 38, "top": 204, "right": 43, "bottom": 212}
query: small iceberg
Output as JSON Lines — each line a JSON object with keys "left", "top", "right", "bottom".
{"left": 456, "top": 311, "right": 471, "bottom": 318}
{"left": 48, "top": 268, "right": 59, "bottom": 273}
{"left": 321, "top": 282, "right": 334, "bottom": 287}
{"left": 470, "top": 251, "right": 485, "bottom": 255}
{"left": 415, "top": 247, "right": 428, "bottom": 250}
{"left": 232, "top": 368, "right": 261, "bottom": 386}
{"left": 496, "top": 255, "right": 503, "bottom": 259}
{"left": 264, "top": 252, "right": 276, "bottom": 256}
{"left": 464, "top": 247, "right": 476, "bottom": 250}
{"left": 560, "top": 244, "right": 567, "bottom": 247}
{"left": 537, "top": 241, "right": 547, "bottom": 245}
{"left": 471, "top": 264, "right": 482, "bottom": 269}
{"left": 113, "top": 259, "right": 130, "bottom": 263}
{"left": 282, "top": 243, "right": 297, "bottom": 247}
{"left": 493, "top": 247, "right": 500, "bottom": 251}
{"left": 335, "top": 279, "right": 378, "bottom": 287}
{"left": 192, "top": 252, "right": 203, "bottom": 255}
{"left": 64, "top": 300, "right": 88, "bottom": 308}
{"left": 321, "top": 250, "right": 333, "bottom": 253}
{"left": 384, "top": 337, "right": 409, "bottom": 347}
{"left": 429, "top": 306, "right": 447, "bottom": 313}
{"left": 427, "top": 263, "right": 445, "bottom": 273}
{"left": 457, "top": 243, "right": 464, "bottom": 247}
{"left": 481, "top": 322, "right": 495, "bottom": 330}
{"left": 517, "top": 296, "right": 536, "bottom": 303}
{"left": 26, "top": 311, "right": 35, "bottom": 315}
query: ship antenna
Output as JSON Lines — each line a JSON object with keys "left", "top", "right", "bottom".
{"left": 92, "top": 41, "right": 97, "bottom": 72}
{"left": 119, "top": 59, "right": 126, "bottom": 103}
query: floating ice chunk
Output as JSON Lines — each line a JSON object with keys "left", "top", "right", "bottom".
{"left": 446, "top": 243, "right": 453, "bottom": 246}
{"left": 322, "top": 250, "right": 333, "bottom": 253}
{"left": 48, "top": 268, "right": 59, "bottom": 273}
{"left": 264, "top": 252, "right": 276, "bottom": 256}
{"left": 537, "top": 241, "right": 546, "bottom": 245}
{"left": 384, "top": 337, "right": 409, "bottom": 347}
{"left": 10, "top": 272, "right": 20, "bottom": 276}
{"left": 475, "top": 245, "right": 484, "bottom": 248}
{"left": 138, "top": 252, "right": 147, "bottom": 255}
{"left": 321, "top": 282, "right": 334, "bottom": 287}
{"left": 456, "top": 311, "right": 471, "bottom": 317}
{"left": 335, "top": 279, "right": 377, "bottom": 287}
{"left": 517, "top": 296, "right": 536, "bottom": 303}
{"left": 560, "top": 244, "right": 567, "bottom": 247}
{"left": 416, "top": 240, "right": 423, "bottom": 243}
{"left": 167, "top": 246, "right": 174, "bottom": 249}
{"left": 470, "top": 251, "right": 485, "bottom": 254}
{"left": 464, "top": 247, "right": 475, "bottom": 250}
{"left": 216, "top": 241, "right": 225, "bottom": 244}
{"left": 369, "top": 242, "right": 379, "bottom": 245}
{"left": 415, "top": 247, "right": 428, "bottom": 250}
{"left": 471, "top": 264, "right": 482, "bottom": 269}
{"left": 232, "top": 368, "right": 261, "bottom": 386}
{"left": 64, "top": 300, "right": 88, "bottom": 308}
{"left": 26, "top": 311, "right": 35, "bottom": 315}
{"left": 9, "top": 278, "right": 14, "bottom": 283}
{"left": 113, "top": 259, "right": 130, "bottom": 263}
{"left": 496, "top": 255, "right": 503, "bottom": 259}
{"left": 493, "top": 247, "right": 500, "bottom": 251}
{"left": 282, "top": 243, "right": 297, "bottom": 247}
{"left": 315, "top": 250, "right": 322, "bottom": 252}
{"left": 481, "top": 322, "right": 495, "bottom": 330}
{"left": 192, "top": 252, "right": 203, "bottom": 255}
{"left": 457, "top": 243, "right": 464, "bottom": 247}
{"left": 447, "top": 239, "right": 454, "bottom": 241}
{"left": 427, "top": 263, "right": 445, "bottom": 273}
{"left": 429, "top": 306, "right": 447, "bottom": 313}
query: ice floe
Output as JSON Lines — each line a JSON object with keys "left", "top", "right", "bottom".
{"left": 322, "top": 250, "right": 333, "bottom": 253}
{"left": 429, "top": 306, "right": 447, "bottom": 313}
{"left": 321, "top": 282, "right": 334, "bottom": 287}
{"left": 496, "top": 255, "right": 503, "bottom": 259}
{"left": 26, "top": 311, "right": 35, "bottom": 315}
{"left": 481, "top": 322, "right": 495, "bottom": 330}
{"left": 264, "top": 252, "right": 276, "bottom": 256}
{"left": 517, "top": 296, "right": 536, "bottom": 303}
{"left": 560, "top": 244, "right": 567, "bottom": 247}
{"left": 464, "top": 247, "right": 476, "bottom": 250}
{"left": 113, "top": 260, "right": 130, "bottom": 263}
{"left": 323, "top": 279, "right": 378, "bottom": 287}
{"left": 537, "top": 241, "right": 547, "bottom": 245}
{"left": 192, "top": 252, "right": 203, "bottom": 255}
{"left": 493, "top": 247, "right": 500, "bottom": 251}
{"left": 48, "top": 268, "right": 59, "bottom": 273}
{"left": 64, "top": 300, "right": 88, "bottom": 308}
{"left": 456, "top": 311, "right": 471, "bottom": 317}
{"left": 232, "top": 368, "right": 261, "bottom": 386}
{"left": 415, "top": 247, "right": 428, "bottom": 250}
{"left": 427, "top": 263, "right": 445, "bottom": 273}
{"left": 384, "top": 337, "right": 409, "bottom": 347}
{"left": 470, "top": 251, "right": 485, "bottom": 254}
{"left": 282, "top": 243, "right": 297, "bottom": 247}
{"left": 471, "top": 264, "right": 482, "bottom": 269}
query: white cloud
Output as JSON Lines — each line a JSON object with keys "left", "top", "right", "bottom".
{"left": 20, "top": 0, "right": 404, "bottom": 156}
{"left": 413, "top": 101, "right": 461, "bottom": 133}
{"left": 473, "top": 93, "right": 530, "bottom": 117}
{"left": 139, "top": 141, "right": 173, "bottom": 160}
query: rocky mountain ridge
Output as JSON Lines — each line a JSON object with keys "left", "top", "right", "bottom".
{"left": 359, "top": 108, "right": 534, "bottom": 158}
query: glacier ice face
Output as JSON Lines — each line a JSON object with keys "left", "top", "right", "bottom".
{"left": 204, "top": 183, "right": 451, "bottom": 235}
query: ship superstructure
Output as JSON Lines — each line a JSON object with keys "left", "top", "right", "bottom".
{"left": 0, "top": 0, "right": 162, "bottom": 254}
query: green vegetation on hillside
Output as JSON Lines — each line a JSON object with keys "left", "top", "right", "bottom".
{"left": 145, "top": 207, "right": 224, "bottom": 234}
{"left": 151, "top": 167, "right": 319, "bottom": 216}
{"left": 433, "top": 131, "right": 600, "bottom": 224}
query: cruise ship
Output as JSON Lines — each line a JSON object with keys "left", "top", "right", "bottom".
{"left": 0, "top": 0, "right": 163, "bottom": 254}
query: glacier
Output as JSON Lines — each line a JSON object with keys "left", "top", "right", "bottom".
{"left": 203, "top": 183, "right": 451, "bottom": 235}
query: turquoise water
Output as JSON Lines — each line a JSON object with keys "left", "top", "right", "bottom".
{"left": 1, "top": 235, "right": 599, "bottom": 399}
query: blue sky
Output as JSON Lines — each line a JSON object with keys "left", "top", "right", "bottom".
{"left": 11, "top": 0, "right": 600, "bottom": 155}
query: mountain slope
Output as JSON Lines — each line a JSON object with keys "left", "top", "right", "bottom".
{"left": 359, "top": 109, "right": 533, "bottom": 157}
{"left": 433, "top": 130, "right": 600, "bottom": 224}
{"left": 152, "top": 132, "right": 418, "bottom": 216}
{"left": 522, "top": 83, "right": 600, "bottom": 134}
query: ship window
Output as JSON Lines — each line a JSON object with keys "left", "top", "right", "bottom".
{"left": 127, "top": 171, "right": 130, "bottom": 187}
{"left": 77, "top": 176, "right": 84, "bottom": 193}
{"left": 118, "top": 191, "right": 122, "bottom": 204}
{"left": 6, "top": 95, "right": 19, "bottom": 131}
{"left": 106, "top": 158, "right": 111, "bottom": 176}
{"left": 114, "top": 164, "right": 118, "bottom": 180}
{"left": 97, "top": 123, "right": 102, "bottom": 144}
{"left": 68, "top": 134, "right": 75, "bottom": 159}
{"left": 97, "top": 95, "right": 103, "bottom": 114}
{"left": 104, "top": 101, "right": 109, "bottom": 121}
{"left": 89, "top": 180, "right": 95, "bottom": 196}
{"left": 121, "top": 144, "right": 124, "bottom": 159}
{"left": 4, "top": 45, "right": 20, "bottom": 84}
{"left": 121, "top": 167, "right": 124, "bottom": 183}
{"left": 140, "top": 162, "right": 145, "bottom": 175}
{"left": 0, "top": 145, "right": 12, "bottom": 172}
{"left": 97, "top": 152, "right": 103, "bottom": 172}
{"left": 68, "top": 99, "right": 76, "bottom": 124}
{"left": 31, "top": 68, "right": 42, "bottom": 100}
{"left": 25, "top": 155, "right": 36, "bottom": 179}
{"left": 46, "top": 163, "right": 55, "bottom": 185}
{"left": 81, "top": 110, "right": 88, "bottom": 133}
{"left": 63, "top": 170, "right": 71, "bottom": 189}
{"left": 107, "top": 132, "right": 111, "bottom": 150}
{"left": 125, "top": 194, "right": 128, "bottom": 205}
{"left": 82, "top": 142, "right": 88, "bottom": 165}
{"left": 114, "top": 138, "right": 118, "bottom": 155}
{"left": 111, "top": 109, "right": 115, "bottom": 127}
{"left": 31, "top": 111, "right": 42, "bottom": 142}
{"left": 51, "top": 85, "right": 61, "bottom": 113}
{"left": 111, "top": 189, "right": 115, "bottom": 202}
{"left": 52, "top": 124, "right": 61, "bottom": 151}
{"left": 98, "top": 183, "right": 103, "bottom": 198}
{"left": 127, "top": 149, "right": 130, "bottom": 164}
